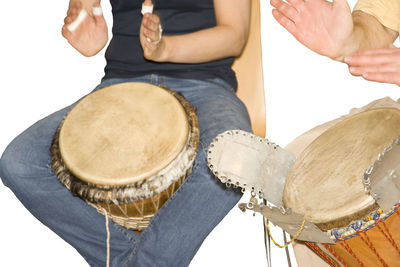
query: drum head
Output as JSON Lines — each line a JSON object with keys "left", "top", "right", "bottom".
{"left": 283, "top": 108, "right": 400, "bottom": 229}
{"left": 59, "top": 82, "right": 189, "bottom": 186}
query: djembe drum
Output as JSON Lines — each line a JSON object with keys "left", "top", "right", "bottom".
{"left": 51, "top": 82, "right": 199, "bottom": 231}
{"left": 207, "top": 97, "right": 400, "bottom": 267}
{"left": 284, "top": 98, "right": 400, "bottom": 266}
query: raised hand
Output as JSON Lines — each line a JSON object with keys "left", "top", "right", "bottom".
{"left": 139, "top": 0, "right": 165, "bottom": 62}
{"left": 270, "top": 0, "right": 353, "bottom": 60}
{"left": 62, "top": 1, "right": 108, "bottom": 57}
{"left": 345, "top": 48, "right": 400, "bottom": 86}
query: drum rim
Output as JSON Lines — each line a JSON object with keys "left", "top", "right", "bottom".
{"left": 51, "top": 82, "right": 200, "bottom": 204}
{"left": 327, "top": 202, "right": 400, "bottom": 241}
{"left": 283, "top": 107, "right": 400, "bottom": 230}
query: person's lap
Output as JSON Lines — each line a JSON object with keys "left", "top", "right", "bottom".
{"left": 0, "top": 75, "right": 251, "bottom": 267}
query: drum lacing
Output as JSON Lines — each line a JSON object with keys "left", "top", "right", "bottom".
{"left": 264, "top": 217, "right": 306, "bottom": 248}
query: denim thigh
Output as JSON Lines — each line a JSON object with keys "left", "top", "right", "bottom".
{"left": 0, "top": 76, "right": 252, "bottom": 267}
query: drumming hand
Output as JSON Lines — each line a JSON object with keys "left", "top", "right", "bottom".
{"left": 140, "top": 0, "right": 165, "bottom": 62}
{"left": 62, "top": 1, "right": 108, "bottom": 57}
{"left": 270, "top": 0, "right": 353, "bottom": 61}
{"left": 345, "top": 47, "right": 400, "bottom": 86}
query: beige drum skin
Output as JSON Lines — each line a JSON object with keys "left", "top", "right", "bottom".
{"left": 285, "top": 98, "right": 400, "bottom": 267}
{"left": 52, "top": 82, "right": 199, "bottom": 230}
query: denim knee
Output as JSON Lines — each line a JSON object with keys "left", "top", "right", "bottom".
{"left": 0, "top": 144, "right": 16, "bottom": 187}
{"left": 0, "top": 133, "right": 51, "bottom": 192}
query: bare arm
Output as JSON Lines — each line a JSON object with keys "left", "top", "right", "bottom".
{"left": 271, "top": 0, "right": 400, "bottom": 86}
{"left": 344, "top": 16, "right": 399, "bottom": 86}
{"left": 271, "top": 0, "right": 397, "bottom": 61}
{"left": 343, "top": 11, "right": 398, "bottom": 55}
{"left": 141, "top": 0, "right": 250, "bottom": 63}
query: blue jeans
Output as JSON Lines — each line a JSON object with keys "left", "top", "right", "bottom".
{"left": 0, "top": 75, "right": 251, "bottom": 267}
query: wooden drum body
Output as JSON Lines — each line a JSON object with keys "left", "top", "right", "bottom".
{"left": 285, "top": 98, "right": 400, "bottom": 266}
{"left": 51, "top": 82, "right": 199, "bottom": 231}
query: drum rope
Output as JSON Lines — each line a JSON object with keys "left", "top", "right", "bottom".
{"left": 377, "top": 222, "right": 400, "bottom": 255}
{"left": 338, "top": 241, "right": 365, "bottom": 267}
{"left": 321, "top": 243, "right": 348, "bottom": 267}
{"left": 359, "top": 232, "right": 388, "bottom": 267}
{"left": 264, "top": 217, "right": 306, "bottom": 248}
{"left": 307, "top": 243, "right": 340, "bottom": 267}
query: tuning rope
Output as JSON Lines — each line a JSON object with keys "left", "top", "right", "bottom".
{"left": 264, "top": 217, "right": 306, "bottom": 248}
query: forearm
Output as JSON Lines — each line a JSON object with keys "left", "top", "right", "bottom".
{"left": 147, "top": 0, "right": 250, "bottom": 63}
{"left": 159, "top": 25, "right": 248, "bottom": 63}
{"left": 340, "top": 11, "right": 398, "bottom": 59}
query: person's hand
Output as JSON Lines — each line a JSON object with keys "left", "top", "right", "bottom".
{"left": 139, "top": 0, "right": 165, "bottom": 62}
{"left": 270, "top": 0, "right": 353, "bottom": 61}
{"left": 62, "top": 1, "right": 108, "bottom": 57}
{"left": 345, "top": 48, "right": 400, "bottom": 86}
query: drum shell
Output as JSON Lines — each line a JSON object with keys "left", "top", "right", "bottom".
{"left": 305, "top": 207, "right": 400, "bottom": 267}
{"left": 89, "top": 174, "right": 188, "bottom": 230}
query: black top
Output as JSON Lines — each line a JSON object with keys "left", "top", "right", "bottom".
{"left": 103, "top": 0, "right": 237, "bottom": 89}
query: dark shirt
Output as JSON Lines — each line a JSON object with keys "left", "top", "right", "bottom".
{"left": 103, "top": 0, "right": 237, "bottom": 89}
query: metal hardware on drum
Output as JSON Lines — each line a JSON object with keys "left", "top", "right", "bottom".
{"left": 367, "top": 137, "right": 400, "bottom": 212}
{"left": 207, "top": 98, "right": 400, "bottom": 267}
{"left": 207, "top": 129, "right": 296, "bottom": 207}
{"left": 207, "top": 129, "right": 332, "bottom": 244}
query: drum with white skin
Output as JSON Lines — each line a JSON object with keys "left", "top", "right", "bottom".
{"left": 51, "top": 82, "right": 199, "bottom": 231}
{"left": 207, "top": 97, "right": 400, "bottom": 266}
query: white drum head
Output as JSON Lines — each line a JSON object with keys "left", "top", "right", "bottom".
{"left": 59, "top": 82, "right": 189, "bottom": 186}
{"left": 284, "top": 108, "right": 400, "bottom": 228}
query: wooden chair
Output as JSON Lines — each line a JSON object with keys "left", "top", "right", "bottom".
{"left": 233, "top": 0, "right": 266, "bottom": 138}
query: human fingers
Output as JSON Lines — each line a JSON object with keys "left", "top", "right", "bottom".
{"left": 67, "top": 9, "right": 88, "bottom": 32}
{"left": 345, "top": 53, "right": 400, "bottom": 67}
{"left": 64, "top": 16, "right": 73, "bottom": 25}
{"left": 142, "top": 14, "right": 162, "bottom": 43}
{"left": 64, "top": 4, "right": 80, "bottom": 24}
{"left": 361, "top": 72, "right": 400, "bottom": 86}
{"left": 142, "top": 0, "right": 154, "bottom": 15}
{"left": 348, "top": 64, "right": 397, "bottom": 76}
{"left": 287, "top": 0, "right": 304, "bottom": 10}
{"left": 143, "top": 39, "right": 157, "bottom": 51}
{"left": 270, "top": 0, "right": 299, "bottom": 22}
{"left": 142, "top": 14, "right": 161, "bottom": 33}
{"left": 67, "top": 2, "right": 82, "bottom": 18}
{"left": 92, "top": 3, "right": 106, "bottom": 26}
{"left": 92, "top": 2, "right": 103, "bottom": 16}
{"left": 272, "top": 9, "right": 296, "bottom": 35}
{"left": 348, "top": 48, "right": 399, "bottom": 57}
{"left": 62, "top": 24, "right": 72, "bottom": 40}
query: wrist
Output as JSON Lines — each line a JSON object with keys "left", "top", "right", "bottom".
{"left": 156, "top": 36, "right": 172, "bottom": 62}
{"left": 332, "top": 30, "right": 359, "bottom": 62}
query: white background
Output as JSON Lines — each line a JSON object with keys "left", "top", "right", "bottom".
{"left": 0, "top": 0, "right": 398, "bottom": 266}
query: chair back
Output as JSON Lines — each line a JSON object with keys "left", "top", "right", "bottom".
{"left": 233, "top": 0, "right": 266, "bottom": 137}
